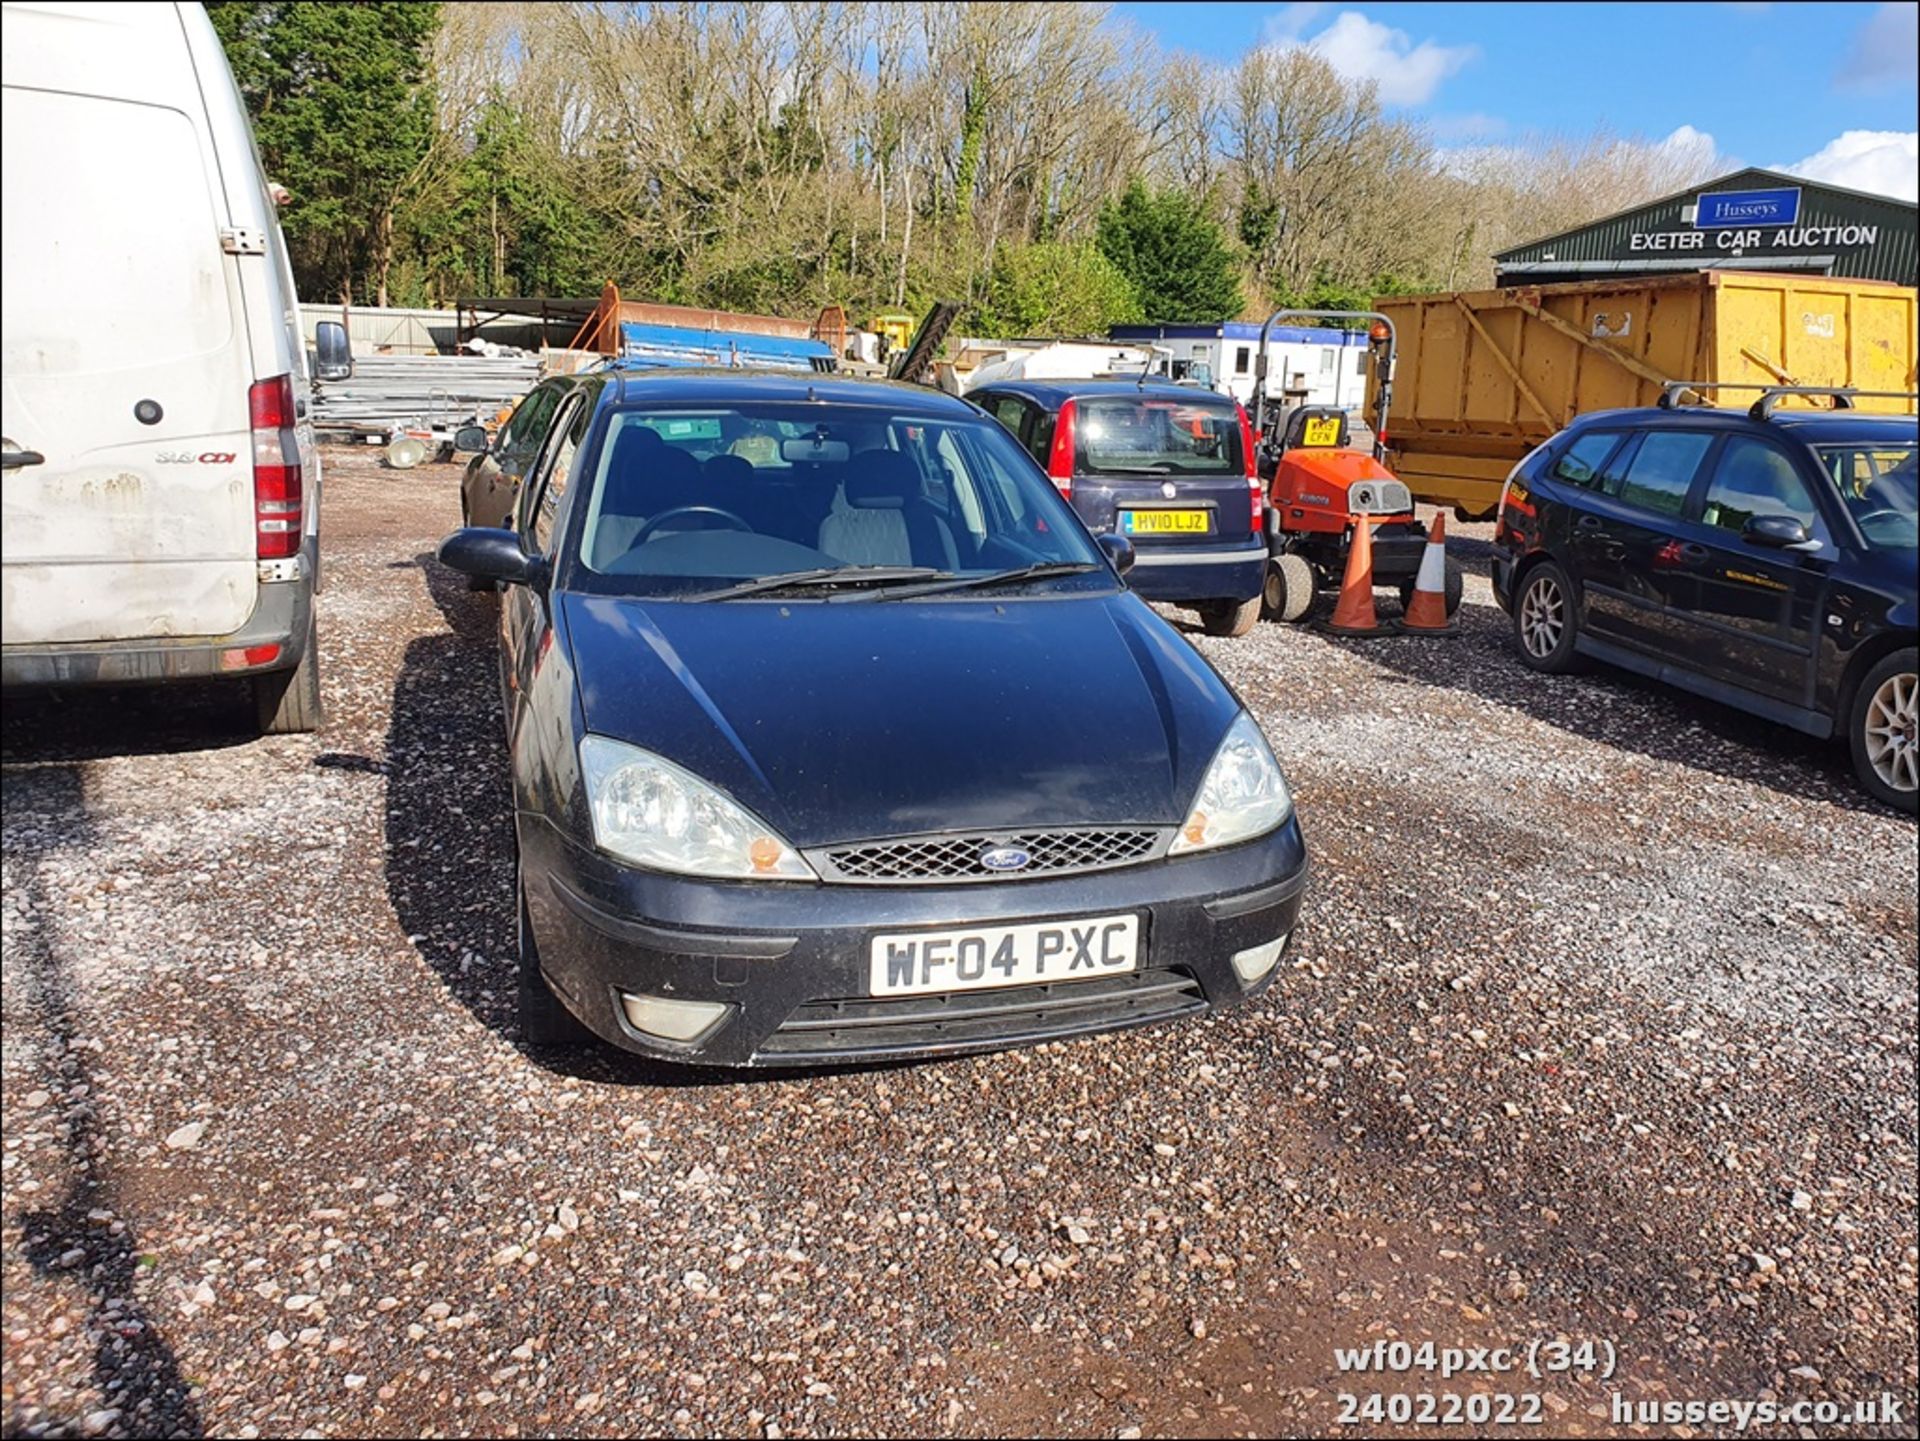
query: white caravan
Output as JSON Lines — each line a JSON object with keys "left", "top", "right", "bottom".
{"left": 2, "top": 0, "right": 321, "bottom": 732}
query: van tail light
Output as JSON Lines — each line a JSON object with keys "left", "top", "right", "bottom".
{"left": 1046, "top": 399, "right": 1077, "bottom": 499}
{"left": 1236, "top": 401, "right": 1262, "bottom": 533}
{"left": 249, "top": 374, "right": 303, "bottom": 560}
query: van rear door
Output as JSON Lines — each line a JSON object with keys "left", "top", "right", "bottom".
{"left": 1, "top": 2, "right": 257, "bottom": 646}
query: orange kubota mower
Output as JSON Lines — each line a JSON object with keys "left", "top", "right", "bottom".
{"left": 1250, "top": 309, "right": 1461, "bottom": 624}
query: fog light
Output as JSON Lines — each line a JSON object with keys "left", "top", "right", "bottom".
{"left": 1231, "top": 932, "right": 1289, "bottom": 986}
{"left": 619, "top": 992, "right": 731, "bottom": 1043}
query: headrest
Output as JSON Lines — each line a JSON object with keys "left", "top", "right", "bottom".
{"left": 703, "top": 453, "right": 753, "bottom": 488}
{"left": 611, "top": 423, "right": 665, "bottom": 464}
{"left": 603, "top": 434, "right": 699, "bottom": 516}
{"left": 845, "top": 449, "right": 920, "bottom": 508}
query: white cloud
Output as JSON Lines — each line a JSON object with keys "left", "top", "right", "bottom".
{"left": 1434, "top": 125, "right": 1723, "bottom": 183}
{"left": 1835, "top": 2, "right": 1918, "bottom": 93}
{"left": 1263, "top": 2, "right": 1329, "bottom": 38}
{"left": 1783, "top": 130, "right": 1920, "bottom": 200}
{"left": 1426, "top": 112, "right": 1509, "bottom": 142}
{"left": 1262, "top": 8, "right": 1479, "bottom": 106}
{"left": 1648, "top": 124, "right": 1721, "bottom": 172}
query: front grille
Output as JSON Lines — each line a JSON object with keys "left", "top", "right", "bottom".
{"left": 815, "top": 827, "right": 1166, "bottom": 884}
{"left": 758, "top": 967, "right": 1206, "bottom": 1059}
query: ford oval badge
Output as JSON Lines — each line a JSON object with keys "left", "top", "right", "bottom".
{"left": 980, "top": 845, "right": 1031, "bottom": 872}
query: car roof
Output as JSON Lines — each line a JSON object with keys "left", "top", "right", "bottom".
{"left": 601, "top": 368, "right": 981, "bottom": 418}
{"left": 1567, "top": 405, "right": 1917, "bottom": 444}
{"left": 973, "top": 378, "right": 1240, "bottom": 408}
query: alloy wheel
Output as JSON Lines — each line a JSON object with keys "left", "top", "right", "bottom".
{"left": 1520, "top": 575, "right": 1564, "bottom": 659}
{"left": 1863, "top": 671, "right": 1918, "bottom": 794}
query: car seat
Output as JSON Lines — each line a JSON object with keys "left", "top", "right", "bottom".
{"left": 817, "top": 450, "right": 959, "bottom": 569}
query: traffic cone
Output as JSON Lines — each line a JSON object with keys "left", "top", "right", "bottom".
{"left": 1326, "top": 514, "right": 1388, "bottom": 637}
{"left": 1399, "top": 512, "right": 1459, "bottom": 635}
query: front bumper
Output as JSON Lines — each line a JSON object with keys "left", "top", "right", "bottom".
{"left": 1124, "top": 542, "right": 1266, "bottom": 606}
{"left": 521, "top": 814, "right": 1309, "bottom": 1066}
{"left": 1491, "top": 552, "right": 1516, "bottom": 613}
{"left": 1, "top": 555, "right": 313, "bottom": 689}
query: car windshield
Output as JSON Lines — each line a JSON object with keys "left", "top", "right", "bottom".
{"left": 1075, "top": 397, "right": 1243, "bottom": 475}
{"left": 1817, "top": 443, "right": 1918, "bottom": 549}
{"left": 568, "top": 402, "right": 1107, "bottom": 597}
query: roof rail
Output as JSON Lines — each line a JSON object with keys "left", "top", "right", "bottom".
{"left": 1656, "top": 380, "right": 1918, "bottom": 420}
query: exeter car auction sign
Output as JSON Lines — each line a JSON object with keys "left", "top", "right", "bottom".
{"left": 1627, "top": 186, "right": 1880, "bottom": 256}
{"left": 1694, "top": 186, "right": 1801, "bottom": 228}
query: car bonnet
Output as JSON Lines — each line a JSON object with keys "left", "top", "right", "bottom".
{"left": 559, "top": 590, "right": 1240, "bottom": 849}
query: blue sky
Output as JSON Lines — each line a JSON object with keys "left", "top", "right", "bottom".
{"left": 1111, "top": 1, "right": 1920, "bottom": 199}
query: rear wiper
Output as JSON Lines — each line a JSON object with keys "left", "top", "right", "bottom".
{"left": 849, "top": 560, "right": 1102, "bottom": 601}
{"left": 688, "top": 566, "right": 943, "bottom": 601}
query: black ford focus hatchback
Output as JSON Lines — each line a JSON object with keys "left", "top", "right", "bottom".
{"left": 439, "top": 370, "right": 1308, "bottom": 1066}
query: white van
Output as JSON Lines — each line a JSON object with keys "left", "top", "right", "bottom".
{"left": 1, "top": 0, "right": 321, "bottom": 732}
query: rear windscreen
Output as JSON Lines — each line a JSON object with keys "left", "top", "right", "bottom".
{"left": 1076, "top": 398, "right": 1241, "bottom": 475}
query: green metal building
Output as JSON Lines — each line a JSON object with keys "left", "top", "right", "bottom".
{"left": 1494, "top": 167, "right": 1917, "bottom": 288}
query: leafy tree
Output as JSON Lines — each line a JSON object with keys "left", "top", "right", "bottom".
{"left": 973, "top": 243, "right": 1140, "bottom": 339}
{"left": 1096, "top": 182, "right": 1244, "bottom": 323}
{"left": 208, "top": 1, "right": 440, "bottom": 305}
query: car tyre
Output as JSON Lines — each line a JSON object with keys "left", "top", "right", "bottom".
{"left": 460, "top": 495, "right": 495, "bottom": 591}
{"left": 518, "top": 874, "right": 593, "bottom": 1048}
{"left": 1848, "top": 647, "right": 1918, "bottom": 815}
{"left": 1512, "top": 560, "right": 1580, "bottom": 673}
{"left": 1397, "top": 557, "right": 1465, "bottom": 617}
{"left": 252, "top": 612, "right": 322, "bottom": 734}
{"left": 1199, "top": 595, "right": 1262, "bottom": 638}
{"left": 1263, "top": 553, "right": 1318, "bottom": 623}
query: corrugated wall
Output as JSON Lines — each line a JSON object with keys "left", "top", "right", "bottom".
{"left": 1497, "top": 171, "right": 1918, "bottom": 285}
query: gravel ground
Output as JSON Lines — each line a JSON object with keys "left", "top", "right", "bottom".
{"left": 3, "top": 449, "right": 1915, "bottom": 1440}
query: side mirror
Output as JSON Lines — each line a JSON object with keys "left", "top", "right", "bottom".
{"left": 452, "top": 425, "right": 490, "bottom": 455}
{"left": 439, "top": 527, "right": 546, "bottom": 588}
{"left": 314, "top": 320, "right": 352, "bottom": 380}
{"left": 1742, "top": 514, "right": 1815, "bottom": 550}
{"left": 1098, "top": 532, "right": 1136, "bottom": 576}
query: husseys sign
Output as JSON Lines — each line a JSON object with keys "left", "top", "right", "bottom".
{"left": 1626, "top": 185, "right": 1880, "bottom": 255}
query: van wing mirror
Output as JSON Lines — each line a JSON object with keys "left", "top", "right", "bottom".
{"left": 314, "top": 321, "right": 352, "bottom": 381}
{"left": 1098, "top": 532, "right": 1136, "bottom": 576}
{"left": 452, "top": 425, "right": 489, "bottom": 454}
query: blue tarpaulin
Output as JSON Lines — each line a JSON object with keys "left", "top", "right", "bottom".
{"left": 618, "top": 321, "right": 833, "bottom": 370}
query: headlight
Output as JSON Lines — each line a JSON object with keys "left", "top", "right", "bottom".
{"left": 1169, "top": 711, "right": 1293, "bottom": 855}
{"left": 579, "top": 735, "right": 814, "bottom": 879}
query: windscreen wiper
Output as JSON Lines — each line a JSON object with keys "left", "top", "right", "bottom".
{"left": 848, "top": 560, "right": 1102, "bottom": 601}
{"left": 688, "top": 565, "right": 944, "bottom": 601}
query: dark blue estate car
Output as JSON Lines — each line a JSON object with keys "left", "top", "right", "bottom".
{"left": 439, "top": 371, "right": 1308, "bottom": 1064}
{"left": 969, "top": 380, "right": 1268, "bottom": 636}
{"left": 1493, "top": 401, "right": 1917, "bottom": 812}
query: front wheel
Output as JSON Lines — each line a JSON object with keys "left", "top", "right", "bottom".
{"left": 1849, "top": 648, "right": 1918, "bottom": 814}
{"left": 1263, "top": 553, "right": 1318, "bottom": 623}
{"left": 1512, "top": 561, "right": 1580, "bottom": 674}
{"left": 460, "top": 495, "right": 495, "bottom": 591}
{"left": 1199, "top": 596, "right": 1262, "bottom": 638}
{"left": 518, "top": 873, "right": 593, "bottom": 1048}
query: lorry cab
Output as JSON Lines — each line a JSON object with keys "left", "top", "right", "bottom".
{"left": 1, "top": 0, "right": 321, "bottom": 733}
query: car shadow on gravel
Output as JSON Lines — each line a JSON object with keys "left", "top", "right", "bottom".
{"left": 378, "top": 552, "right": 920, "bottom": 1088}
{"left": 3, "top": 764, "right": 205, "bottom": 1438}
{"left": 2, "top": 683, "right": 258, "bottom": 764}
{"left": 1320, "top": 605, "right": 1890, "bottom": 817}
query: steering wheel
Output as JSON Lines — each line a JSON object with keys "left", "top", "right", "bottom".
{"left": 632, "top": 506, "right": 751, "bottom": 544}
{"left": 1853, "top": 508, "right": 1905, "bottom": 529}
